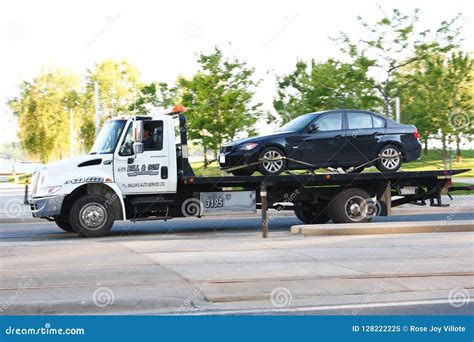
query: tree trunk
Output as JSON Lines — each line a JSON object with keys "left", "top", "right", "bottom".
{"left": 203, "top": 145, "right": 208, "bottom": 168}
{"left": 456, "top": 136, "right": 462, "bottom": 161}
{"left": 423, "top": 140, "right": 428, "bottom": 155}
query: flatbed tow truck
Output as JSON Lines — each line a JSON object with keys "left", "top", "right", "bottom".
{"left": 29, "top": 107, "right": 471, "bottom": 237}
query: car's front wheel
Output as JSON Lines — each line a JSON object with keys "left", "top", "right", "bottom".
{"left": 257, "top": 147, "right": 286, "bottom": 175}
{"left": 69, "top": 195, "right": 115, "bottom": 237}
{"left": 376, "top": 144, "right": 403, "bottom": 172}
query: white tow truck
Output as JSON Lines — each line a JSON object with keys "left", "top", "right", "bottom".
{"left": 29, "top": 106, "right": 469, "bottom": 237}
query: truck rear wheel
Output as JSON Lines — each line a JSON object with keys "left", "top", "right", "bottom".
{"left": 69, "top": 195, "right": 115, "bottom": 237}
{"left": 54, "top": 215, "right": 74, "bottom": 233}
{"left": 294, "top": 205, "right": 330, "bottom": 224}
{"left": 328, "top": 188, "right": 374, "bottom": 223}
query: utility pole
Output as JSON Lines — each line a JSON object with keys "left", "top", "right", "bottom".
{"left": 395, "top": 97, "right": 401, "bottom": 123}
{"left": 69, "top": 108, "right": 74, "bottom": 157}
{"left": 94, "top": 80, "right": 100, "bottom": 136}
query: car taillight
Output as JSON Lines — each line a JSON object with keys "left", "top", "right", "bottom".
{"left": 413, "top": 130, "right": 419, "bottom": 139}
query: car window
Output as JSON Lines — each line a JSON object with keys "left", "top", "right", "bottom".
{"left": 347, "top": 112, "right": 373, "bottom": 129}
{"left": 372, "top": 115, "right": 386, "bottom": 128}
{"left": 315, "top": 113, "right": 342, "bottom": 131}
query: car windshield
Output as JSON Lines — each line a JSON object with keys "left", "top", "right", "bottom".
{"left": 276, "top": 113, "right": 317, "bottom": 132}
{"left": 90, "top": 120, "right": 126, "bottom": 154}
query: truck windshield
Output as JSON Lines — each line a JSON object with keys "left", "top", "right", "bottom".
{"left": 276, "top": 113, "right": 318, "bottom": 133}
{"left": 90, "top": 120, "right": 126, "bottom": 154}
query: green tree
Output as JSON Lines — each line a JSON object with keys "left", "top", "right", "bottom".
{"left": 8, "top": 68, "right": 81, "bottom": 163}
{"left": 273, "top": 58, "right": 380, "bottom": 123}
{"left": 81, "top": 59, "right": 142, "bottom": 150}
{"left": 177, "top": 48, "right": 262, "bottom": 163}
{"left": 401, "top": 51, "right": 473, "bottom": 158}
{"left": 335, "top": 6, "right": 462, "bottom": 118}
{"left": 130, "top": 82, "right": 178, "bottom": 115}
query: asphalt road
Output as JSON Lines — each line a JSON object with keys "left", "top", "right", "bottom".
{"left": 1, "top": 211, "right": 473, "bottom": 241}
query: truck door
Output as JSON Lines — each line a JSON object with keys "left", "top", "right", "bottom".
{"left": 114, "top": 119, "right": 177, "bottom": 195}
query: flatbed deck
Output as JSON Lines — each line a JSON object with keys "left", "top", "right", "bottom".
{"left": 183, "top": 169, "right": 469, "bottom": 187}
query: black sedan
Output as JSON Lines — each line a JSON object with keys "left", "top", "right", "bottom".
{"left": 219, "top": 110, "right": 421, "bottom": 175}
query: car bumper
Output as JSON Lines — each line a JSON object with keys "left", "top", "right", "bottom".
{"left": 29, "top": 195, "right": 65, "bottom": 218}
{"left": 405, "top": 141, "right": 422, "bottom": 162}
{"left": 219, "top": 150, "right": 259, "bottom": 170}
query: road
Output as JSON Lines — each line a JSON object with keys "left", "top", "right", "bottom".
{"left": 0, "top": 182, "right": 473, "bottom": 315}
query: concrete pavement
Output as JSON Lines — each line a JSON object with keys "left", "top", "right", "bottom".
{"left": 0, "top": 219, "right": 472, "bottom": 315}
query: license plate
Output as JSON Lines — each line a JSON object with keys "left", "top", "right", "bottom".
{"left": 219, "top": 154, "right": 225, "bottom": 163}
{"left": 399, "top": 186, "right": 418, "bottom": 195}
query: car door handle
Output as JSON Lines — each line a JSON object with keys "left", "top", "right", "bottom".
{"left": 373, "top": 132, "right": 382, "bottom": 135}
{"left": 335, "top": 134, "right": 343, "bottom": 139}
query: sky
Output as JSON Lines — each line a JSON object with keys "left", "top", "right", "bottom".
{"left": 0, "top": 0, "right": 473, "bottom": 143}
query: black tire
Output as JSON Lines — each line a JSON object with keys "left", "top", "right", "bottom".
{"left": 376, "top": 144, "right": 403, "bottom": 172}
{"left": 54, "top": 215, "right": 75, "bottom": 233}
{"left": 328, "top": 188, "right": 375, "bottom": 223}
{"left": 231, "top": 169, "right": 254, "bottom": 176}
{"left": 69, "top": 194, "right": 115, "bottom": 237}
{"left": 257, "top": 147, "right": 286, "bottom": 175}
{"left": 294, "top": 205, "right": 330, "bottom": 224}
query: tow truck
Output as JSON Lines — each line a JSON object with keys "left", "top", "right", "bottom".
{"left": 29, "top": 106, "right": 470, "bottom": 237}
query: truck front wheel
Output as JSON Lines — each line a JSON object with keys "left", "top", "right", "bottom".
{"left": 69, "top": 195, "right": 115, "bottom": 237}
{"left": 54, "top": 215, "right": 74, "bottom": 233}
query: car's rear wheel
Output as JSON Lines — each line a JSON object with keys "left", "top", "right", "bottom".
{"left": 69, "top": 195, "right": 115, "bottom": 237}
{"left": 294, "top": 204, "right": 330, "bottom": 224}
{"left": 376, "top": 144, "right": 402, "bottom": 172}
{"left": 54, "top": 215, "right": 74, "bottom": 233}
{"left": 231, "top": 169, "right": 254, "bottom": 176}
{"left": 257, "top": 147, "right": 286, "bottom": 175}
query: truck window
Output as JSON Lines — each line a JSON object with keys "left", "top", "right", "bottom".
{"left": 143, "top": 121, "right": 163, "bottom": 151}
{"left": 118, "top": 125, "right": 134, "bottom": 156}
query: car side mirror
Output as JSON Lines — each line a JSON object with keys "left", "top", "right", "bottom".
{"left": 132, "top": 120, "right": 144, "bottom": 154}
{"left": 309, "top": 122, "right": 319, "bottom": 133}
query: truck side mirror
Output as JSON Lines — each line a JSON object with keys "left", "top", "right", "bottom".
{"left": 132, "top": 120, "right": 144, "bottom": 154}
{"left": 133, "top": 142, "right": 144, "bottom": 154}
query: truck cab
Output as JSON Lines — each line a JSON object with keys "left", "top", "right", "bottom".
{"left": 29, "top": 107, "right": 188, "bottom": 237}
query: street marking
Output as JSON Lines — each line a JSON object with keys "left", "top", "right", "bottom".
{"left": 175, "top": 298, "right": 474, "bottom": 315}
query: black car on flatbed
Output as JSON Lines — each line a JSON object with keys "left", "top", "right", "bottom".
{"left": 219, "top": 110, "right": 422, "bottom": 175}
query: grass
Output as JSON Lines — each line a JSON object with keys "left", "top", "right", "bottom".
{"left": 7, "top": 150, "right": 473, "bottom": 184}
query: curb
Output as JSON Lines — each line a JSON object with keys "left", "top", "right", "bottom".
{"left": 291, "top": 221, "right": 474, "bottom": 236}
